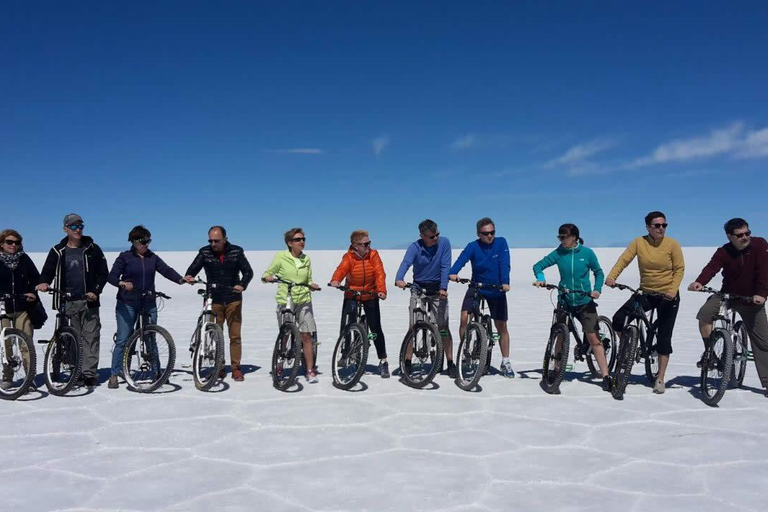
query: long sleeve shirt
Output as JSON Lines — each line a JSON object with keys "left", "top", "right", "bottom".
{"left": 395, "top": 237, "right": 452, "bottom": 291}
{"left": 695, "top": 237, "right": 768, "bottom": 298}
{"left": 607, "top": 235, "right": 685, "bottom": 295}
{"left": 449, "top": 237, "right": 510, "bottom": 297}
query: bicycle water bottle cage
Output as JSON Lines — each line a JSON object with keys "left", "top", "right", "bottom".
{"left": 491, "top": 333, "right": 500, "bottom": 341}
{"left": 368, "top": 333, "right": 377, "bottom": 340}
{"left": 439, "top": 329, "right": 449, "bottom": 338}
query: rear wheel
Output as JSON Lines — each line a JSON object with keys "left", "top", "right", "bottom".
{"left": 272, "top": 323, "right": 300, "bottom": 391}
{"left": 455, "top": 322, "right": 488, "bottom": 391}
{"left": 399, "top": 321, "right": 442, "bottom": 388}
{"left": 643, "top": 329, "right": 660, "bottom": 384}
{"left": 332, "top": 323, "right": 368, "bottom": 390}
{"left": 612, "top": 325, "right": 639, "bottom": 400}
{"left": 0, "top": 328, "right": 36, "bottom": 400}
{"left": 44, "top": 326, "right": 83, "bottom": 396}
{"left": 587, "top": 316, "right": 617, "bottom": 377}
{"left": 541, "top": 323, "right": 570, "bottom": 394}
{"left": 123, "top": 325, "right": 176, "bottom": 393}
{"left": 700, "top": 328, "right": 734, "bottom": 407}
{"left": 731, "top": 320, "right": 748, "bottom": 388}
{"left": 192, "top": 323, "right": 225, "bottom": 391}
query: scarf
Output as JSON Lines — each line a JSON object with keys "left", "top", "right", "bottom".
{"left": 0, "top": 251, "right": 23, "bottom": 271}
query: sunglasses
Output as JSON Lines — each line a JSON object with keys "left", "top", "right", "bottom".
{"left": 479, "top": 230, "right": 495, "bottom": 236}
{"left": 2, "top": 239, "right": 20, "bottom": 246}
{"left": 356, "top": 241, "right": 372, "bottom": 247}
{"left": 424, "top": 232, "right": 440, "bottom": 240}
{"left": 557, "top": 234, "right": 572, "bottom": 241}
{"left": 731, "top": 230, "right": 751, "bottom": 239}
{"left": 208, "top": 239, "right": 223, "bottom": 243}
{"left": 291, "top": 237, "right": 306, "bottom": 242}
{"left": 68, "top": 224, "right": 85, "bottom": 231}
{"left": 649, "top": 223, "right": 668, "bottom": 229}
{"left": 133, "top": 238, "right": 151, "bottom": 245}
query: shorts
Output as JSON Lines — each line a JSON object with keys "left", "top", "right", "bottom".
{"left": 276, "top": 302, "right": 316, "bottom": 333}
{"left": 557, "top": 302, "right": 599, "bottom": 334}
{"left": 460, "top": 288, "right": 508, "bottom": 321}
{"left": 409, "top": 288, "right": 449, "bottom": 330}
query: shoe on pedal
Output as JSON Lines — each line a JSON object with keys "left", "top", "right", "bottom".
{"left": 501, "top": 360, "right": 515, "bottom": 378}
{"left": 696, "top": 352, "right": 706, "bottom": 369}
{"left": 602, "top": 376, "right": 613, "bottom": 392}
{"left": 379, "top": 361, "right": 390, "bottom": 379}
{"left": 447, "top": 361, "right": 458, "bottom": 379}
{"left": 108, "top": 375, "right": 119, "bottom": 389}
{"left": 307, "top": 368, "right": 319, "bottom": 384}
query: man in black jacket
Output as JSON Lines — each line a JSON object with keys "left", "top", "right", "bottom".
{"left": 184, "top": 226, "right": 253, "bottom": 381}
{"left": 37, "top": 214, "right": 109, "bottom": 387}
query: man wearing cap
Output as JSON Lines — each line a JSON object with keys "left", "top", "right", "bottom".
{"left": 37, "top": 214, "right": 109, "bottom": 388}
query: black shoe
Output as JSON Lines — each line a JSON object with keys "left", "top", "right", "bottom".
{"left": 84, "top": 376, "right": 99, "bottom": 387}
{"left": 379, "top": 361, "right": 390, "bottom": 378}
{"left": 696, "top": 351, "right": 707, "bottom": 368}
{"left": 602, "top": 376, "right": 613, "bottom": 392}
{"left": 403, "top": 360, "right": 412, "bottom": 375}
{"left": 447, "top": 361, "right": 458, "bottom": 379}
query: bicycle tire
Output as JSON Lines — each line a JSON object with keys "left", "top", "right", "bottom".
{"left": 700, "top": 328, "right": 734, "bottom": 407}
{"left": 331, "top": 323, "right": 368, "bottom": 390}
{"left": 586, "top": 316, "right": 617, "bottom": 377}
{"left": 731, "top": 320, "right": 748, "bottom": 388}
{"left": 482, "top": 316, "right": 493, "bottom": 374}
{"left": 541, "top": 323, "right": 570, "bottom": 394}
{"left": 272, "top": 323, "right": 301, "bottom": 391}
{"left": 123, "top": 325, "right": 176, "bottom": 393}
{"left": 399, "top": 321, "right": 442, "bottom": 389}
{"left": 192, "top": 323, "right": 225, "bottom": 391}
{"left": 455, "top": 321, "right": 488, "bottom": 391}
{"left": 0, "top": 328, "right": 36, "bottom": 400}
{"left": 44, "top": 326, "right": 83, "bottom": 396}
{"left": 611, "top": 325, "right": 639, "bottom": 400}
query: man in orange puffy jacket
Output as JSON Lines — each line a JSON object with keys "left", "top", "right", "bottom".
{"left": 330, "top": 229, "right": 390, "bottom": 377}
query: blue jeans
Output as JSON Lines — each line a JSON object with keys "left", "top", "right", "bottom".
{"left": 113, "top": 300, "right": 157, "bottom": 376}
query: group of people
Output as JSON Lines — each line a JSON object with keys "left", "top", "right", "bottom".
{"left": 1, "top": 211, "right": 767, "bottom": 397}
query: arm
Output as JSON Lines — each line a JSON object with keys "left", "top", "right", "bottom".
{"left": 694, "top": 248, "right": 724, "bottom": 287}
{"left": 499, "top": 239, "right": 510, "bottom": 286}
{"left": 607, "top": 238, "right": 638, "bottom": 281}
{"left": 23, "top": 255, "right": 41, "bottom": 293}
{"left": 155, "top": 255, "right": 184, "bottom": 284}
{"left": 38, "top": 248, "right": 58, "bottom": 285}
{"left": 395, "top": 244, "right": 417, "bottom": 282}
{"left": 262, "top": 253, "right": 283, "bottom": 280}
{"left": 756, "top": 244, "right": 768, "bottom": 299}
{"left": 93, "top": 245, "right": 109, "bottom": 294}
{"left": 532, "top": 250, "right": 558, "bottom": 282}
{"left": 185, "top": 250, "right": 205, "bottom": 278}
{"left": 448, "top": 244, "right": 473, "bottom": 276}
{"left": 440, "top": 239, "right": 451, "bottom": 291}
{"left": 330, "top": 254, "right": 352, "bottom": 283}
{"left": 668, "top": 241, "right": 685, "bottom": 294}
{"left": 238, "top": 253, "right": 254, "bottom": 289}
{"left": 107, "top": 254, "right": 126, "bottom": 288}
{"left": 590, "top": 250, "right": 605, "bottom": 293}
{"left": 372, "top": 251, "right": 387, "bottom": 295}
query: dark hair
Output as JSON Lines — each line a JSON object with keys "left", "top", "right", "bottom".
{"left": 128, "top": 225, "right": 151, "bottom": 242}
{"left": 209, "top": 225, "right": 227, "bottom": 238}
{"left": 0, "top": 229, "right": 23, "bottom": 252}
{"left": 645, "top": 211, "right": 666, "bottom": 226}
{"left": 476, "top": 217, "right": 494, "bottom": 232}
{"left": 558, "top": 223, "right": 584, "bottom": 245}
{"left": 418, "top": 219, "right": 438, "bottom": 235}
{"left": 724, "top": 218, "right": 749, "bottom": 234}
{"left": 284, "top": 227, "right": 304, "bottom": 247}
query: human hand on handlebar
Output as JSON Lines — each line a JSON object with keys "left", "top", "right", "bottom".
{"left": 533, "top": 281, "right": 546, "bottom": 287}
{"left": 310, "top": 283, "right": 321, "bottom": 291}
{"left": 233, "top": 285, "right": 244, "bottom": 293}
{"left": 119, "top": 281, "right": 134, "bottom": 291}
{"left": 329, "top": 280, "right": 340, "bottom": 288}
{"left": 395, "top": 280, "right": 406, "bottom": 289}
{"left": 502, "top": 284, "right": 510, "bottom": 292}
{"left": 590, "top": 291, "right": 600, "bottom": 299}
{"left": 605, "top": 278, "right": 616, "bottom": 287}
{"left": 448, "top": 274, "right": 458, "bottom": 282}
{"left": 754, "top": 295, "right": 766, "bottom": 306}
{"left": 439, "top": 289, "right": 448, "bottom": 298}
{"left": 688, "top": 282, "right": 703, "bottom": 291}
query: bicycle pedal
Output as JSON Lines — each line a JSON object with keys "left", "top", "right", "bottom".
{"left": 37, "top": 339, "right": 50, "bottom": 344}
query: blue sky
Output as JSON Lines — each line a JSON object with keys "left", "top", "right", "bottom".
{"left": 3, "top": 1, "right": 767, "bottom": 252}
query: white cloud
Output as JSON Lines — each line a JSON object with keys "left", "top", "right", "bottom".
{"left": 450, "top": 134, "right": 476, "bottom": 149}
{"left": 737, "top": 128, "right": 768, "bottom": 158}
{"left": 372, "top": 136, "right": 389, "bottom": 156}
{"left": 263, "top": 148, "right": 323, "bottom": 154}
{"left": 629, "top": 123, "right": 744, "bottom": 167}
{"left": 546, "top": 138, "right": 614, "bottom": 168}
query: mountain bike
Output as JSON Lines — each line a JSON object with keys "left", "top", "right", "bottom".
{"left": 695, "top": 287, "right": 753, "bottom": 406}
{"left": 610, "top": 283, "right": 667, "bottom": 399}
{"left": 188, "top": 278, "right": 225, "bottom": 391}
{"left": 264, "top": 277, "right": 318, "bottom": 391}
{"left": 329, "top": 284, "right": 378, "bottom": 390}
{"left": 0, "top": 294, "right": 36, "bottom": 400}
{"left": 398, "top": 283, "right": 444, "bottom": 389}
{"left": 453, "top": 278, "right": 505, "bottom": 391}
{"left": 537, "top": 284, "right": 616, "bottom": 394}
{"left": 39, "top": 288, "right": 84, "bottom": 396}
{"left": 122, "top": 291, "right": 176, "bottom": 393}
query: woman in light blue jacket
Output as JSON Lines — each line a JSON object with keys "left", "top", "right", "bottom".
{"left": 532, "top": 224, "right": 611, "bottom": 390}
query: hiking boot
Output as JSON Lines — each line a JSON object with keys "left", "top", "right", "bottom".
{"left": 447, "top": 360, "right": 457, "bottom": 379}
{"left": 501, "top": 360, "right": 516, "bottom": 378}
{"left": 307, "top": 368, "right": 318, "bottom": 384}
{"left": 602, "top": 376, "right": 613, "bottom": 392}
{"left": 108, "top": 376, "right": 119, "bottom": 389}
{"left": 84, "top": 376, "right": 99, "bottom": 388}
{"left": 379, "top": 361, "right": 390, "bottom": 378}
{"left": 218, "top": 368, "right": 227, "bottom": 379}
{"left": 232, "top": 369, "right": 244, "bottom": 382}
{"left": 653, "top": 378, "right": 665, "bottom": 394}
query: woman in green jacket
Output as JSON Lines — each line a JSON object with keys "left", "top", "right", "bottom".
{"left": 262, "top": 228, "right": 321, "bottom": 383}
{"left": 532, "top": 223, "right": 611, "bottom": 390}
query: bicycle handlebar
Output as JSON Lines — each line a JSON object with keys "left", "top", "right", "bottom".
{"left": 193, "top": 277, "right": 217, "bottom": 289}
{"left": 141, "top": 291, "right": 172, "bottom": 300}
{"left": 44, "top": 287, "right": 71, "bottom": 297}
{"left": 327, "top": 284, "right": 378, "bottom": 297}
{"left": 611, "top": 283, "right": 668, "bottom": 299}
{"left": 696, "top": 286, "right": 754, "bottom": 303}
{"left": 262, "top": 276, "right": 319, "bottom": 290}
{"left": 537, "top": 283, "right": 592, "bottom": 297}
{"left": 454, "top": 278, "right": 506, "bottom": 291}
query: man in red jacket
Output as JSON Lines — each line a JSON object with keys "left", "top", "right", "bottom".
{"left": 688, "top": 218, "right": 768, "bottom": 394}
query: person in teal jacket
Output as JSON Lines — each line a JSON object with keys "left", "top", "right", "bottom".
{"left": 532, "top": 223, "right": 611, "bottom": 390}
{"left": 262, "top": 227, "right": 321, "bottom": 383}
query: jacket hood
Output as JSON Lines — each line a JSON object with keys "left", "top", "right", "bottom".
{"left": 54, "top": 236, "right": 95, "bottom": 251}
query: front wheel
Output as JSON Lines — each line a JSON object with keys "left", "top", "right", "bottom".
{"left": 541, "top": 323, "right": 570, "bottom": 394}
{"left": 731, "top": 320, "right": 749, "bottom": 388}
{"left": 332, "top": 323, "right": 369, "bottom": 390}
{"left": 272, "top": 323, "right": 301, "bottom": 391}
{"left": 399, "top": 321, "right": 442, "bottom": 389}
{"left": 586, "top": 316, "right": 617, "bottom": 378}
{"left": 0, "top": 328, "right": 36, "bottom": 400}
{"left": 611, "top": 326, "right": 639, "bottom": 400}
{"left": 44, "top": 326, "right": 83, "bottom": 396}
{"left": 455, "top": 322, "right": 488, "bottom": 391}
{"left": 192, "top": 323, "right": 225, "bottom": 391}
{"left": 700, "top": 328, "right": 734, "bottom": 407}
{"left": 123, "top": 325, "right": 176, "bottom": 393}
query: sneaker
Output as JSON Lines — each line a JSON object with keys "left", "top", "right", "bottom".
{"left": 653, "top": 378, "right": 665, "bottom": 394}
{"left": 602, "top": 376, "right": 613, "bottom": 392}
{"left": 447, "top": 361, "right": 458, "bottom": 379}
{"left": 108, "top": 376, "right": 119, "bottom": 389}
{"left": 219, "top": 368, "right": 227, "bottom": 379}
{"left": 307, "top": 368, "right": 318, "bottom": 384}
{"left": 403, "top": 360, "right": 412, "bottom": 375}
{"left": 0, "top": 380, "right": 10, "bottom": 390}
{"left": 84, "top": 376, "right": 99, "bottom": 388}
{"left": 379, "top": 361, "right": 390, "bottom": 379}
{"left": 232, "top": 369, "right": 244, "bottom": 382}
{"left": 501, "top": 360, "right": 515, "bottom": 378}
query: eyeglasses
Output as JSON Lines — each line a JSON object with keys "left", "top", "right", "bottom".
{"left": 424, "top": 232, "right": 440, "bottom": 240}
{"left": 68, "top": 224, "right": 85, "bottom": 231}
{"left": 133, "top": 238, "right": 151, "bottom": 245}
{"left": 479, "top": 230, "right": 495, "bottom": 236}
{"left": 557, "top": 234, "right": 572, "bottom": 241}
{"left": 291, "top": 237, "right": 306, "bottom": 242}
{"left": 208, "top": 239, "right": 223, "bottom": 243}
{"left": 649, "top": 223, "right": 668, "bottom": 229}
{"left": 2, "top": 239, "right": 20, "bottom": 246}
{"left": 356, "top": 241, "right": 372, "bottom": 247}
{"left": 731, "top": 230, "right": 751, "bottom": 239}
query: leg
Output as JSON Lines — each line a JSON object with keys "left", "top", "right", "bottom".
{"left": 579, "top": 304, "right": 608, "bottom": 378}
{"left": 112, "top": 302, "right": 137, "bottom": 378}
{"left": 13, "top": 312, "right": 33, "bottom": 374}
{"left": 696, "top": 296, "right": 721, "bottom": 354}
{"left": 654, "top": 293, "right": 680, "bottom": 383}
{"left": 80, "top": 306, "right": 102, "bottom": 379}
{"left": 225, "top": 301, "right": 243, "bottom": 371}
{"left": 363, "top": 299, "right": 387, "bottom": 360}
{"left": 437, "top": 296, "right": 453, "bottom": 363}
{"left": 735, "top": 304, "right": 768, "bottom": 389}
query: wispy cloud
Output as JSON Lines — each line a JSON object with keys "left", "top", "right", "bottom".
{"left": 263, "top": 148, "right": 324, "bottom": 154}
{"left": 545, "top": 138, "right": 614, "bottom": 168}
{"left": 450, "top": 134, "right": 476, "bottom": 150}
{"left": 372, "top": 135, "right": 389, "bottom": 156}
{"left": 737, "top": 128, "right": 768, "bottom": 158}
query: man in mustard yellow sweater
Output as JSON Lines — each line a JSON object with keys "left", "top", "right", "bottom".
{"left": 605, "top": 211, "right": 685, "bottom": 394}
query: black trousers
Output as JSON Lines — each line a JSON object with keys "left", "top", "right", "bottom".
{"left": 612, "top": 292, "right": 680, "bottom": 356}
{"left": 341, "top": 298, "right": 387, "bottom": 360}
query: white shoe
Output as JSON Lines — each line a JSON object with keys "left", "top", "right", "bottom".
{"left": 501, "top": 360, "right": 515, "bottom": 378}
{"left": 0, "top": 381, "right": 10, "bottom": 390}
